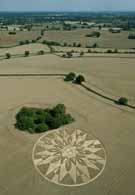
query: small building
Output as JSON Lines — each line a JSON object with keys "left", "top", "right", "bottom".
{"left": 109, "top": 28, "right": 122, "bottom": 33}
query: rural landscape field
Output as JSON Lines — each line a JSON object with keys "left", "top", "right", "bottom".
{"left": 0, "top": 8, "right": 135, "bottom": 195}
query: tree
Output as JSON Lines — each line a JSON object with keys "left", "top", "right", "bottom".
{"left": 77, "top": 43, "right": 81, "bottom": 47}
{"left": 63, "top": 42, "right": 67, "bottom": 47}
{"left": 75, "top": 75, "right": 85, "bottom": 84}
{"left": 118, "top": 97, "right": 128, "bottom": 105}
{"left": 66, "top": 51, "right": 73, "bottom": 58}
{"left": 19, "top": 41, "right": 24, "bottom": 45}
{"left": 73, "top": 42, "right": 76, "bottom": 47}
{"left": 92, "top": 43, "right": 98, "bottom": 48}
{"left": 24, "top": 50, "right": 30, "bottom": 57}
{"left": 25, "top": 40, "right": 30, "bottom": 44}
{"left": 64, "top": 72, "right": 76, "bottom": 81}
{"left": 88, "top": 49, "right": 91, "bottom": 53}
{"left": 16, "top": 116, "right": 35, "bottom": 132}
{"left": 32, "top": 40, "right": 36, "bottom": 43}
{"left": 114, "top": 48, "right": 118, "bottom": 53}
{"left": 6, "top": 53, "right": 11, "bottom": 59}
{"left": 62, "top": 54, "right": 66, "bottom": 58}
{"left": 80, "top": 51, "right": 84, "bottom": 57}
{"left": 38, "top": 50, "right": 45, "bottom": 55}
{"left": 52, "top": 104, "right": 66, "bottom": 116}
{"left": 106, "top": 49, "right": 113, "bottom": 53}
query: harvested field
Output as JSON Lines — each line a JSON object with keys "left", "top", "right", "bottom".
{"left": 0, "top": 51, "right": 135, "bottom": 195}
{"left": 0, "top": 44, "right": 50, "bottom": 56}
{"left": 42, "top": 29, "right": 135, "bottom": 49}
{"left": 0, "top": 31, "right": 40, "bottom": 47}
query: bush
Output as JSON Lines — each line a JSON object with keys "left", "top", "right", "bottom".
{"left": 73, "top": 42, "right": 76, "bottom": 47}
{"left": 114, "top": 48, "right": 118, "bottom": 53}
{"left": 25, "top": 40, "right": 30, "bottom": 44}
{"left": 5, "top": 53, "right": 11, "bottom": 59}
{"left": 36, "top": 36, "right": 42, "bottom": 41}
{"left": 38, "top": 50, "right": 45, "bottom": 55}
{"left": 63, "top": 42, "right": 67, "bottom": 47}
{"left": 32, "top": 39, "right": 36, "bottom": 43}
{"left": 80, "top": 51, "right": 84, "bottom": 56}
{"left": 64, "top": 72, "right": 76, "bottom": 81}
{"left": 118, "top": 97, "right": 128, "bottom": 105}
{"left": 8, "top": 31, "right": 16, "bottom": 35}
{"left": 106, "top": 49, "right": 113, "bottom": 53}
{"left": 24, "top": 50, "right": 30, "bottom": 57}
{"left": 66, "top": 51, "right": 73, "bottom": 58}
{"left": 62, "top": 54, "right": 66, "bottom": 58}
{"left": 15, "top": 104, "right": 74, "bottom": 133}
{"left": 92, "top": 43, "right": 98, "bottom": 48}
{"left": 85, "top": 31, "right": 100, "bottom": 38}
{"left": 77, "top": 43, "right": 81, "bottom": 47}
{"left": 128, "top": 34, "right": 135, "bottom": 39}
{"left": 88, "top": 49, "right": 92, "bottom": 53}
{"left": 75, "top": 75, "right": 85, "bottom": 84}
{"left": 19, "top": 41, "right": 24, "bottom": 45}
{"left": 42, "top": 40, "right": 61, "bottom": 46}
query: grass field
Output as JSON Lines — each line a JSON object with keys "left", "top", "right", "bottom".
{"left": 0, "top": 47, "right": 135, "bottom": 195}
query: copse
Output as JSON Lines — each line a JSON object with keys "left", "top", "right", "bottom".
{"left": 15, "top": 104, "right": 74, "bottom": 133}
{"left": 75, "top": 75, "right": 85, "bottom": 84}
{"left": 64, "top": 72, "right": 76, "bottom": 81}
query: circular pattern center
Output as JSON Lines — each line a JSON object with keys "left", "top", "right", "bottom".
{"left": 32, "top": 129, "right": 106, "bottom": 186}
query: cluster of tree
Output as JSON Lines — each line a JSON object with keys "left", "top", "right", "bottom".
{"left": 64, "top": 72, "right": 85, "bottom": 84}
{"left": 15, "top": 104, "right": 74, "bottom": 133}
{"left": 106, "top": 48, "right": 118, "bottom": 53}
{"left": 85, "top": 31, "right": 101, "bottom": 38}
{"left": 19, "top": 40, "right": 31, "bottom": 45}
{"left": 63, "top": 42, "right": 82, "bottom": 47}
{"left": 86, "top": 43, "right": 98, "bottom": 48}
{"left": 8, "top": 31, "right": 16, "bottom": 35}
{"left": 19, "top": 36, "right": 42, "bottom": 45}
{"left": 128, "top": 34, "right": 135, "bottom": 39}
{"left": 62, "top": 51, "right": 84, "bottom": 58}
{"left": 42, "top": 40, "right": 61, "bottom": 46}
{"left": 62, "top": 51, "right": 73, "bottom": 58}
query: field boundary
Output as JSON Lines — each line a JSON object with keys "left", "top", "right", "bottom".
{"left": 0, "top": 73, "right": 134, "bottom": 110}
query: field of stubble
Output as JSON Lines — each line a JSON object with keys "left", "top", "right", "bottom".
{"left": 0, "top": 53, "right": 135, "bottom": 195}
